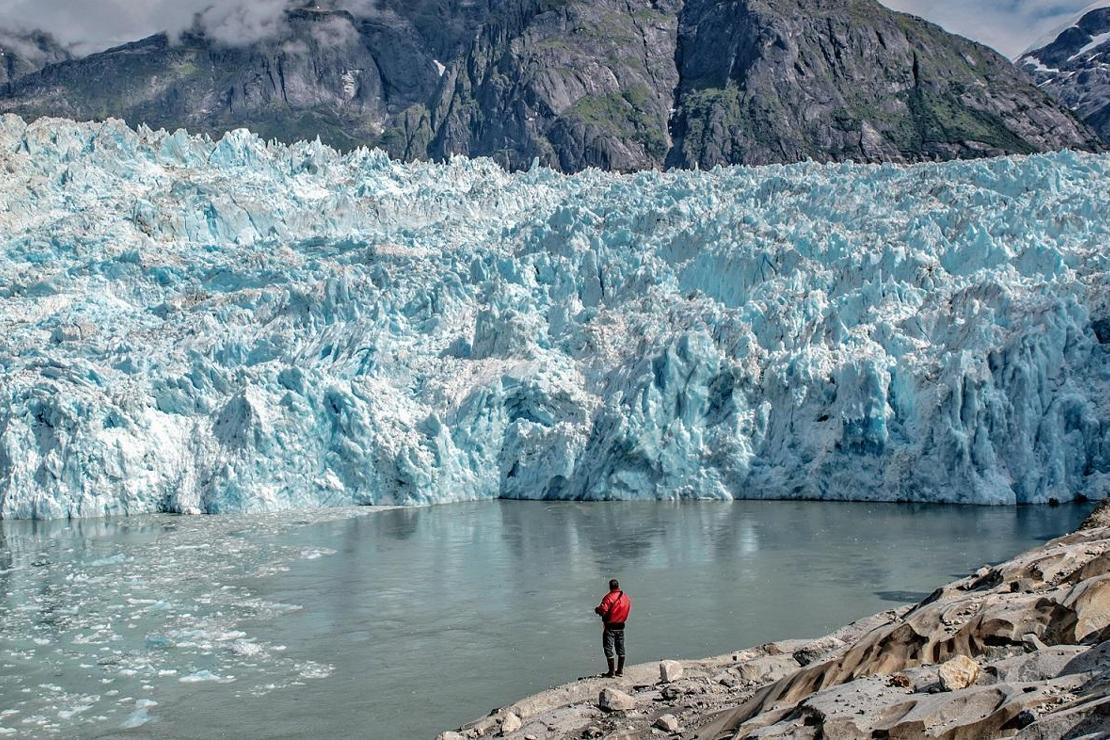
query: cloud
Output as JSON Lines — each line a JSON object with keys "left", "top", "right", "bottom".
{"left": 197, "top": 0, "right": 295, "bottom": 47}
{"left": 0, "top": 0, "right": 373, "bottom": 55}
{"left": 0, "top": 0, "right": 202, "bottom": 55}
{"left": 0, "top": 0, "right": 1101, "bottom": 59}
{"left": 309, "top": 14, "right": 361, "bottom": 47}
{"left": 0, "top": 28, "right": 67, "bottom": 64}
{"left": 880, "top": 0, "right": 1102, "bottom": 58}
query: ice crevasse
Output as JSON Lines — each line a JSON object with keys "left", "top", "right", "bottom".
{"left": 1, "top": 115, "right": 1109, "bottom": 518}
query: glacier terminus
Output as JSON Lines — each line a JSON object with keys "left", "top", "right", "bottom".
{"left": 1, "top": 115, "right": 1109, "bottom": 519}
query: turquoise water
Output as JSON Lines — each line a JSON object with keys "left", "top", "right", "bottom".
{"left": 0, "top": 500, "right": 1091, "bottom": 738}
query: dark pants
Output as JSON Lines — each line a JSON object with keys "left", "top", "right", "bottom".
{"left": 603, "top": 625, "right": 625, "bottom": 659}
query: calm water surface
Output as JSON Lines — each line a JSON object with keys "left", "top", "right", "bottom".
{"left": 0, "top": 500, "right": 1091, "bottom": 738}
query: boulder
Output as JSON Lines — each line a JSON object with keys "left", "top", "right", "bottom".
{"left": 500, "top": 711, "right": 522, "bottom": 734}
{"left": 597, "top": 687, "right": 636, "bottom": 712}
{"left": 762, "top": 639, "right": 812, "bottom": 655}
{"left": 658, "top": 660, "right": 683, "bottom": 683}
{"left": 793, "top": 636, "right": 847, "bottom": 666}
{"left": 654, "top": 714, "right": 681, "bottom": 733}
{"left": 736, "top": 654, "right": 801, "bottom": 684}
{"left": 713, "top": 670, "right": 742, "bottom": 688}
{"left": 938, "top": 655, "right": 981, "bottom": 691}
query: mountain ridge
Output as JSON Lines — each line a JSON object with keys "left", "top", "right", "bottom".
{"left": 0, "top": 0, "right": 1103, "bottom": 172}
{"left": 1019, "top": 4, "right": 1110, "bottom": 143}
{"left": 1018, "top": 0, "right": 1110, "bottom": 58}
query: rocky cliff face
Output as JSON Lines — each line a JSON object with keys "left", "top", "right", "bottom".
{"left": 424, "top": 0, "right": 683, "bottom": 171}
{"left": 665, "top": 0, "right": 1099, "bottom": 167}
{"left": 1019, "top": 4, "right": 1110, "bottom": 144}
{"left": 0, "top": 0, "right": 1102, "bottom": 171}
{"left": 426, "top": 0, "right": 1103, "bottom": 170}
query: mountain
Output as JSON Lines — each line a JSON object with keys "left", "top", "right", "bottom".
{"left": 3, "top": 117, "right": 1110, "bottom": 517}
{"left": 0, "top": 0, "right": 1102, "bottom": 172}
{"left": 427, "top": 0, "right": 1103, "bottom": 170}
{"left": 0, "top": 7, "right": 473, "bottom": 151}
{"left": 1018, "top": 2, "right": 1110, "bottom": 143}
{"left": 0, "top": 29, "right": 70, "bottom": 90}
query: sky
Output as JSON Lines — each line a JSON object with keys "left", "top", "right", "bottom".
{"left": 884, "top": 0, "right": 1107, "bottom": 57}
{"left": 0, "top": 0, "right": 1102, "bottom": 59}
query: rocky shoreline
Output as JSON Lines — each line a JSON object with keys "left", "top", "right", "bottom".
{"left": 441, "top": 503, "right": 1110, "bottom": 739}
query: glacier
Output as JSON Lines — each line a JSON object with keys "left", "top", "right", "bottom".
{"left": 1, "top": 115, "right": 1109, "bottom": 518}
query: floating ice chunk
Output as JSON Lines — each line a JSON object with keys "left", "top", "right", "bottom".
{"left": 178, "top": 670, "right": 234, "bottom": 683}
{"left": 227, "top": 639, "right": 265, "bottom": 657}
{"left": 87, "top": 554, "right": 127, "bottom": 567}
{"left": 298, "top": 548, "right": 336, "bottom": 560}
{"left": 143, "top": 634, "right": 174, "bottom": 650}
{"left": 57, "top": 702, "right": 94, "bottom": 720}
{"left": 296, "top": 662, "right": 333, "bottom": 679}
{"left": 120, "top": 699, "right": 157, "bottom": 729}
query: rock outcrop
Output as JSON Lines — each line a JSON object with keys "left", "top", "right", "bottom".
{"left": 0, "top": 0, "right": 1103, "bottom": 172}
{"left": 443, "top": 522, "right": 1110, "bottom": 739}
{"left": 1083, "top": 501, "right": 1110, "bottom": 529}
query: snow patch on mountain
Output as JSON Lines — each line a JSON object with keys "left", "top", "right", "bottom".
{"left": 1018, "top": 3, "right": 1110, "bottom": 144}
{"left": 1020, "top": 0, "right": 1110, "bottom": 59}
{"left": 1, "top": 116, "right": 1109, "bottom": 519}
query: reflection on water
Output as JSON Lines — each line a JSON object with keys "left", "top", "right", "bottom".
{"left": 0, "top": 500, "right": 1091, "bottom": 738}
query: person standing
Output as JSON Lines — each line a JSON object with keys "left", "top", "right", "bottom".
{"left": 594, "top": 579, "right": 631, "bottom": 678}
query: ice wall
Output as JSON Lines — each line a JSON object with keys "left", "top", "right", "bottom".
{"left": 1, "top": 115, "right": 1109, "bottom": 518}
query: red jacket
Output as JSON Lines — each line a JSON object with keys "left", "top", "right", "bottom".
{"left": 595, "top": 590, "right": 631, "bottom": 625}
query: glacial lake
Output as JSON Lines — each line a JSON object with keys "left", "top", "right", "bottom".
{"left": 0, "top": 500, "right": 1091, "bottom": 738}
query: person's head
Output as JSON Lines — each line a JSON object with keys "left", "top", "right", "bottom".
{"left": 609, "top": 578, "right": 620, "bottom": 591}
